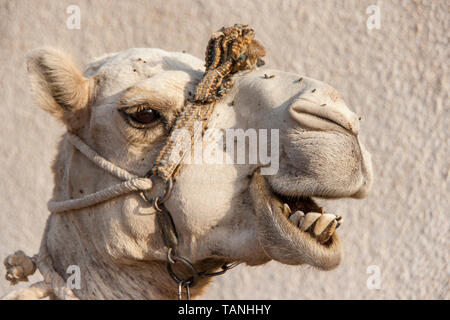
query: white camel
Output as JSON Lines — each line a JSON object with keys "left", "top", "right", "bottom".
{"left": 3, "top": 46, "right": 372, "bottom": 299}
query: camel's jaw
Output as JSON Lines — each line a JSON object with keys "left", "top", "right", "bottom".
{"left": 249, "top": 172, "right": 342, "bottom": 270}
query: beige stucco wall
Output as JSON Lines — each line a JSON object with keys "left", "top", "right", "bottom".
{"left": 0, "top": 0, "right": 448, "bottom": 299}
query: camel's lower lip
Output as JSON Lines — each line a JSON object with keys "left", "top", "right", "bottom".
{"left": 249, "top": 172, "right": 342, "bottom": 270}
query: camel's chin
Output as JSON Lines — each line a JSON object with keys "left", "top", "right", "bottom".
{"left": 249, "top": 173, "right": 342, "bottom": 270}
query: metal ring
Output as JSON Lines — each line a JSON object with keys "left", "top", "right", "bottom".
{"left": 201, "top": 262, "right": 241, "bottom": 277}
{"left": 141, "top": 175, "right": 173, "bottom": 207}
{"left": 184, "top": 283, "right": 191, "bottom": 300}
{"left": 177, "top": 281, "right": 191, "bottom": 300}
{"left": 158, "top": 177, "right": 173, "bottom": 205}
{"left": 153, "top": 197, "right": 163, "bottom": 212}
{"left": 166, "top": 250, "right": 200, "bottom": 287}
{"left": 167, "top": 248, "right": 176, "bottom": 264}
{"left": 177, "top": 281, "right": 183, "bottom": 300}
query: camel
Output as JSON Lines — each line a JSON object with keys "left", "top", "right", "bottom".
{"left": 2, "top": 45, "right": 372, "bottom": 299}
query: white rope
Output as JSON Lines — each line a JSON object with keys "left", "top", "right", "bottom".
{"left": 35, "top": 238, "right": 79, "bottom": 300}
{"left": 2, "top": 281, "right": 52, "bottom": 300}
{"left": 2, "top": 228, "right": 79, "bottom": 300}
{"left": 66, "top": 133, "right": 139, "bottom": 181}
{"left": 48, "top": 177, "right": 152, "bottom": 213}
{"left": 2, "top": 132, "right": 155, "bottom": 299}
{"left": 47, "top": 132, "right": 153, "bottom": 213}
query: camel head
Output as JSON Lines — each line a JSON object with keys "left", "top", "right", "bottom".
{"left": 26, "top": 47, "right": 372, "bottom": 299}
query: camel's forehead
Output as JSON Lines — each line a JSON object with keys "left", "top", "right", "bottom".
{"left": 83, "top": 48, "right": 346, "bottom": 111}
{"left": 84, "top": 48, "right": 205, "bottom": 98}
{"left": 85, "top": 48, "right": 204, "bottom": 75}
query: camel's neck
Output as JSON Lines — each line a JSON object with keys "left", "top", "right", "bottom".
{"left": 45, "top": 136, "right": 214, "bottom": 299}
{"left": 46, "top": 212, "right": 213, "bottom": 299}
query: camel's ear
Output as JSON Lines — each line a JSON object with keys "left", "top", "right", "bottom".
{"left": 26, "top": 48, "right": 92, "bottom": 130}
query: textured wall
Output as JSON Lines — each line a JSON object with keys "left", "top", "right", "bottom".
{"left": 0, "top": 0, "right": 448, "bottom": 299}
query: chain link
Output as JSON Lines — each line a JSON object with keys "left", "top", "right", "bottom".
{"left": 166, "top": 248, "right": 241, "bottom": 300}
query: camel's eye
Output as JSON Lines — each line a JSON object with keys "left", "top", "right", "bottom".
{"left": 130, "top": 108, "right": 159, "bottom": 124}
{"left": 120, "top": 104, "right": 161, "bottom": 129}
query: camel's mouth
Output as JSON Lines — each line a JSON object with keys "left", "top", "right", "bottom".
{"left": 249, "top": 173, "right": 342, "bottom": 269}
{"left": 268, "top": 188, "right": 342, "bottom": 246}
{"left": 271, "top": 191, "right": 323, "bottom": 216}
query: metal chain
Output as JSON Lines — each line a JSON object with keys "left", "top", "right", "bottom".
{"left": 140, "top": 24, "right": 263, "bottom": 299}
{"left": 165, "top": 248, "right": 241, "bottom": 300}
{"left": 177, "top": 281, "right": 191, "bottom": 300}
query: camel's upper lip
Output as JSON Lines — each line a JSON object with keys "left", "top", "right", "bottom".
{"left": 289, "top": 97, "right": 360, "bottom": 135}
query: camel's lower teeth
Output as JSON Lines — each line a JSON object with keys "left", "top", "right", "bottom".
{"left": 283, "top": 203, "right": 291, "bottom": 216}
{"left": 300, "top": 212, "right": 322, "bottom": 231}
{"left": 289, "top": 210, "right": 304, "bottom": 226}
{"left": 282, "top": 201, "right": 343, "bottom": 232}
{"left": 313, "top": 213, "right": 338, "bottom": 236}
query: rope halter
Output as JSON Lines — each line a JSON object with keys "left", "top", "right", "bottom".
{"left": 5, "top": 24, "right": 265, "bottom": 300}
{"left": 47, "top": 132, "right": 154, "bottom": 213}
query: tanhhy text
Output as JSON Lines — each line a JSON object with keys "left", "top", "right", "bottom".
{"left": 178, "top": 303, "right": 271, "bottom": 317}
